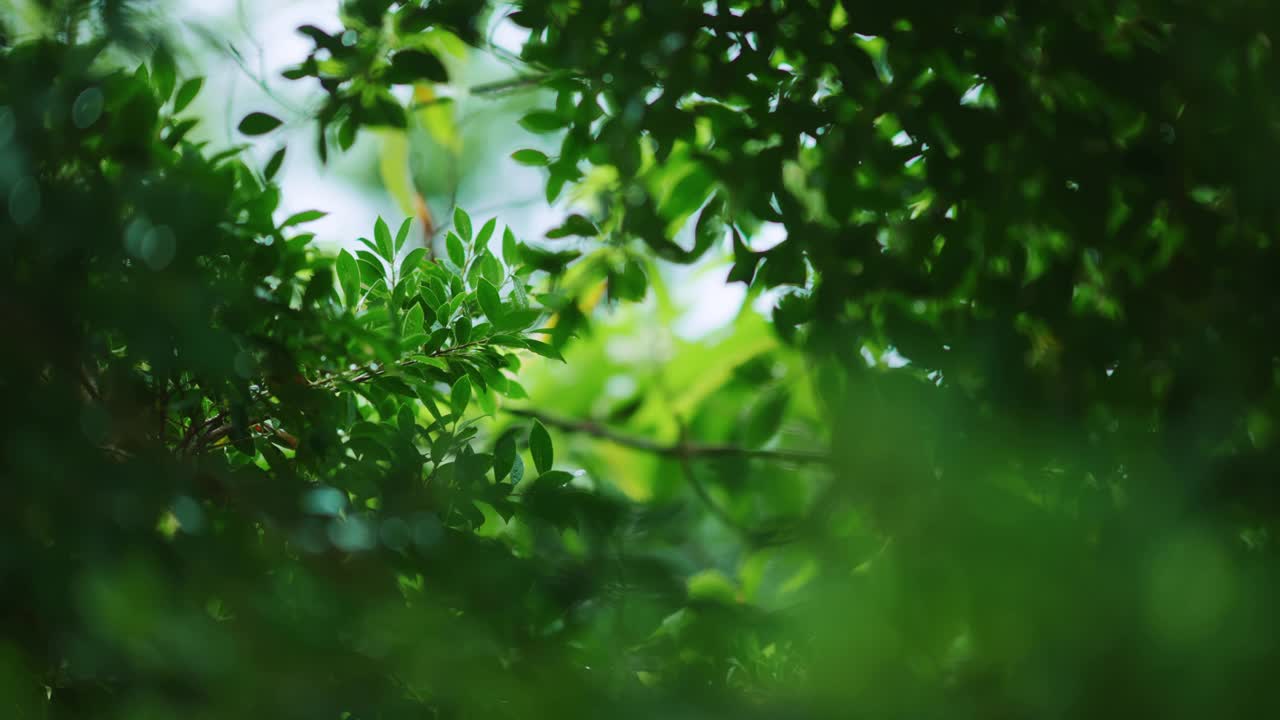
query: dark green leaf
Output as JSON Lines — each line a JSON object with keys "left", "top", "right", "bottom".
{"left": 238, "top": 111, "right": 284, "bottom": 135}
{"left": 727, "top": 229, "right": 760, "bottom": 284}
{"left": 546, "top": 214, "right": 598, "bottom": 239}
{"left": 520, "top": 111, "right": 567, "bottom": 134}
{"left": 152, "top": 47, "right": 176, "bottom": 101}
{"left": 519, "top": 245, "right": 580, "bottom": 273}
{"left": 494, "top": 433, "right": 516, "bottom": 483}
{"left": 387, "top": 49, "right": 449, "bottom": 84}
{"left": 337, "top": 117, "right": 357, "bottom": 149}
{"left": 512, "top": 149, "right": 550, "bottom": 166}
{"left": 744, "top": 387, "right": 789, "bottom": 447}
{"left": 264, "top": 146, "right": 286, "bottom": 180}
{"left": 282, "top": 209, "right": 326, "bottom": 227}
{"left": 529, "top": 419, "right": 553, "bottom": 474}
{"left": 425, "top": 328, "right": 450, "bottom": 353}
{"left": 173, "top": 77, "right": 202, "bottom": 113}
{"left": 537, "top": 470, "right": 573, "bottom": 487}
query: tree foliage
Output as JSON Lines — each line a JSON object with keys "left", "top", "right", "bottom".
{"left": 3, "top": 1, "right": 1280, "bottom": 718}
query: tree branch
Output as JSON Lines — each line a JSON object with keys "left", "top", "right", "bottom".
{"left": 187, "top": 339, "right": 492, "bottom": 454}
{"left": 502, "top": 407, "right": 832, "bottom": 466}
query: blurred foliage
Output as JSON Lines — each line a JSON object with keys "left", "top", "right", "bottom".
{"left": 4, "top": 0, "right": 1280, "bottom": 718}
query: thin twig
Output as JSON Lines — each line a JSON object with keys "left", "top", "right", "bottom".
{"left": 502, "top": 407, "right": 831, "bottom": 466}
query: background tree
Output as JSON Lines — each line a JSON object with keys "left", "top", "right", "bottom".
{"left": 3, "top": 1, "right": 1280, "bottom": 718}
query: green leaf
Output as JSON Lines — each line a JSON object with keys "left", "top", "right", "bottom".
{"left": 446, "top": 231, "right": 466, "bottom": 268}
{"left": 537, "top": 470, "right": 573, "bottom": 487}
{"left": 173, "top": 77, "right": 203, "bottom": 113}
{"left": 727, "top": 228, "right": 760, "bottom": 284}
{"left": 238, "top": 111, "right": 283, "bottom": 135}
{"left": 502, "top": 227, "right": 520, "bottom": 265}
{"left": 494, "top": 309, "right": 541, "bottom": 332}
{"left": 760, "top": 242, "right": 806, "bottom": 287}
{"left": 525, "top": 339, "right": 565, "bottom": 362}
{"left": 409, "top": 354, "right": 448, "bottom": 371}
{"left": 338, "top": 117, "right": 357, "bottom": 149}
{"left": 546, "top": 173, "right": 566, "bottom": 204}
{"left": 494, "top": 433, "right": 516, "bottom": 483}
{"left": 480, "top": 253, "right": 504, "bottom": 285}
{"left": 687, "top": 569, "right": 738, "bottom": 604}
{"left": 489, "top": 334, "right": 528, "bottom": 348}
{"left": 397, "top": 405, "right": 416, "bottom": 435}
{"left": 520, "top": 245, "right": 580, "bottom": 273}
{"left": 477, "top": 279, "right": 504, "bottom": 321}
{"left": 356, "top": 250, "right": 385, "bottom": 277}
{"left": 303, "top": 267, "right": 332, "bottom": 307}
{"left": 400, "top": 247, "right": 428, "bottom": 277}
{"left": 337, "top": 249, "right": 360, "bottom": 308}
{"left": 692, "top": 195, "right": 724, "bottom": 260}
{"left": 609, "top": 258, "right": 647, "bottom": 301}
{"left": 453, "top": 207, "right": 473, "bottom": 242}
{"left": 454, "top": 315, "right": 472, "bottom": 344}
{"left": 264, "top": 147, "right": 286, "bottom": 180}
{"left": 450, "top": 376, "right": 471, "bottom": 418}
{"left": 357, "top": 259, "right": 384, "bottom": 286}
{"left": 394, "top": 217, "right": 414, "bottom": 254}
{"left": 510, "top": 453, "right": 525, "bottom": 485}
{"left": 476, "top": 217, "right": 497, "bottom": 249}
{"left": 520, "top": 111, "right": 567, "bottom": 134}
{"left": 282, "top": 209, "right": 326, "bottom": 227}
{"left": 375, "top": 216, "right": 394, "bottom": 260}
{"left": 152, "top": 46, "right": 176, "bottom": 101}
{"left": 387, "top": 49, "right": 449, "bottom": 84}
{"left": 745, "top": 387, "right": 789, "bottom": 446}
{"left": 511, "top": 149, "right": 550, "bottom": 166}
{"left": 402, "top": 301, "right": 426, "bottom": 338}
{"left": 660, "top": 167, "right": 715, "bottom": 226}
{"left": 425, "top": 328, "right": 450, "bottom": 353}
{"left": 529, "top": 419, "right": 553, "bottom": 474}
{"left": 545, "top": 214, "right": 598, "bottom": 239}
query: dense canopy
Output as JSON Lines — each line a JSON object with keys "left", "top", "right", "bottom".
{"left": 2, "top": 1, "right": 1279, "bottom": 718}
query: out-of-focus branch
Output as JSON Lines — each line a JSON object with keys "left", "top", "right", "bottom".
{"left": 503, "top": 408, "right": 815, "bottom": 544}
{"left": 502, "top": 407, "right": 831, "bottom": 466}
